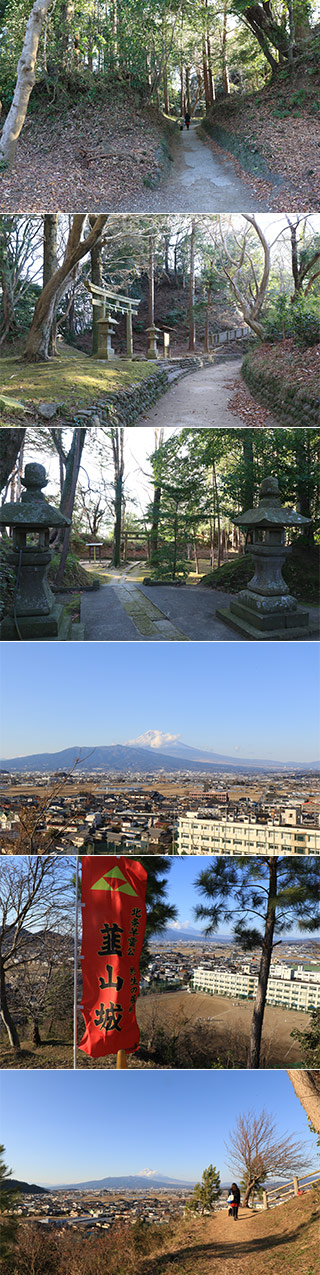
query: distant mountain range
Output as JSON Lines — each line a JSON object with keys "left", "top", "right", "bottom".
{"left": 51, "top": 1173, "right": 195, "bottom": 1191}
{"left": 1, "top": 742, "right": 318, "bottom": 775}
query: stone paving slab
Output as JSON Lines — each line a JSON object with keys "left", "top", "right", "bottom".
{"left": 137, "top": 583, "right": 242, "bottom": 640}
{"left": 113, "top": 584, "right": 187, "bottom": 640}
{"left": 138, "top": 584, "right": 319, "bottom": 641}
{"left": 80, "top": 585, "right": 141, "bottom": 641}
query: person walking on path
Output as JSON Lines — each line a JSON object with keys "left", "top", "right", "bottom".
{"left": 227, "top": 1183, "right": 240, "bottom": 1220}
{"left": 184, "top": 111, "right": 191, "bottom": 130}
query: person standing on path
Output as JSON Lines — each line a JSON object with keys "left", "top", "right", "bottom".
{"left": 184, "top": 111, "right": 190, "bottom": 130}
{"left": 228, "top": 1183, "right": 240, "bottom": 1219}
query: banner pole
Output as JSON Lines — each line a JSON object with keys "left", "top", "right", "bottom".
{"left": 117, "top": 1050, "right": 128, "bottom": 1069}
{"left": 73, "top": 854, "right": 79, "bottom": 1070}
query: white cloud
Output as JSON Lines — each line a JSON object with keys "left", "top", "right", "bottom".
{"left": 127, "top": 729, "right": 181, "bottom": 750}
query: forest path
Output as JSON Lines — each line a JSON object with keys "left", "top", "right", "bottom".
{"left": 121, "top": 123, "right": 271, "bottom": 213}
{"left": 134, "top": 359, "right": 260, "bottom": 428}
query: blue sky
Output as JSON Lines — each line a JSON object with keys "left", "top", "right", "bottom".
{"left": 161, "top": 858, "right": 318, "bottom": 937}
{"left": 1, "top": 641, "right": 319, "bottom": 762}
{"left": 1, "top": 1069, "right": 317, "bottom": 1186}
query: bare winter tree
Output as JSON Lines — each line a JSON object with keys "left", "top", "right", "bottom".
{"left": 286, "top": 216, "right": 320, "bottom": 299}
{"left": 0, "top": 856, "right": 74, "bottom": 1050}
{"left": 0, "top": 0, "right": 54, "bottom": 166}
{"left": 287, "top": 1071, "right": 320, "bottom": 1137}
{"left": 218, "top": 214, "right": 270, "bottom": 337}
{"left": 226, "top": 1107, "right": 311, "bottom": 1206}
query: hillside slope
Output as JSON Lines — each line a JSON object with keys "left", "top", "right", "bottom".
{"left": 203, "top": 34, "right": 320, "bottom": 211}
{"left": 141, "top": 1189, "right": 320, "bottom": 1275}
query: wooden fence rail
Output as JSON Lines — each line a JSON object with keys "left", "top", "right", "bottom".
{"left": 263, "top": 1172, "right": 320, "bottom": 1210}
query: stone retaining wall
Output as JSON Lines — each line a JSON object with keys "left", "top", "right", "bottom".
{"left": 74, "top": 346, "right": 247, "bottom": 428}
{"left": 75, "top": 358, "right": 213, "bottom": 427}
{"left": 242, "top": 353, "right": 320, "bottom": 427}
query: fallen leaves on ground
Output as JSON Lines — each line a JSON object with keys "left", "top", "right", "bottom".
{"left": 246, "top": 339, "right": 320, "bottom": 392}
{"left": 227, "top": 375, "right": 275, "bottom": 426}
{"left": 0, "top": 99, "right": 165, "bottom": 213}
{"left": 205, "top": 70, "right": 320, "bottom": 211}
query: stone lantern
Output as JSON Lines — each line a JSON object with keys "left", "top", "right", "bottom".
{"left": 0, "top": 462, "right": 83, "bottom": 640}
{"left": 146, "top": 324, "right": 161, "bottom": 359}
{"left": 216, "top": 475, "right": 313, "bottom": 639}
{"left": 97, "top": 313, "right": 119, "bottom": 359}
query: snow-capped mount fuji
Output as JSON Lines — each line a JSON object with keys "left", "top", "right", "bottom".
{"left": 0, "top": 742, "right": 317, "bottom": 774}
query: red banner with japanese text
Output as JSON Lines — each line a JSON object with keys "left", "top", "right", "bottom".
{"left": 79, "top": 857, "right": 147, "bottom": 1058}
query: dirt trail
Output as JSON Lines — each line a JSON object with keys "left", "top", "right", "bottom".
{"left": 142, "top": 1193, "right": 319, "bottom": 1275}
{"left": 119, "top": 123, "right": 271, "bottom": 213}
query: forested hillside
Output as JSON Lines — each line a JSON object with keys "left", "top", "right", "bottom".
{"left": 0, "top": 2, "right": 319, "bottom": 209}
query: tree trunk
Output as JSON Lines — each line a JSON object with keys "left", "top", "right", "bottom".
{"left": 172, "top": 505, "right": 179, "bottom": 579}
{"left": 54, "top": 428, "right": 86, "bottom": 585}
{"left": 211, "top": 459, "right": 221, "bottom": 567}
{"left": 32, "top": 1018, "right": 42, "bottom": 1046}
{"left": 248, "top": 859, "right": 277, "bottom": 1068}
{"left": 0, "top": 225, "right": 17, "bottom": 342}
{"left": 186, "top": 65, "right": 191, "bottom": 114}
{"left": 294, "top": 431, "right": 314, "bottom": 543}
{"left": 204, "top": 283, "right": 212, "bottom": 352}
{"left": 207, "top": 37, "right": 215, "bottom": 103}
{"left": 243, "top": 1180, "right": 255, "bottom": 1207}
{"left": 163, "top": 66, "right": 170, "bottom": 114}
{"left": 111, "top": 428, "right": 124, "bottom": 568}
{"left": 221, "top": 3, "right": 230, "bottom": 94}
{"left": 188, "top": 219, "right": 196, "bottom": 352}
{"left": 180, "top": 63, "right": 184, "bottom": 115}
{"left": 0, "top": 0, "right": 54, "bottom": 166}
{"left": 0, "top": 429, "right": 26, "bottom": 491}
{"left": 242, "top": 432, "right": 254, "bottom": 510}
{"left": 24, "top": 215, "right": 107, "bottom": 361}
{"left": 287, "top": 1071, "right": 320, "bottom": 1135}
{"left": 202, "top": 41, "right": 211, "bottom": 112}
{"left": 43, "top": 214, "right": 58, "bottom": 357}
{"left": 148, "top": 233, "right": 155, "bottom": 328}
{"left": 60, "top": 0, "right": 74, "bottom": 67}
{"left": 0, "top": 958, "right": 20, "bottom": 1049}
{"left": 150, "top": 427, "right": 163, "bottom": 560}
{"left": 90, "top": 218, "right": 103, "bottom": 356}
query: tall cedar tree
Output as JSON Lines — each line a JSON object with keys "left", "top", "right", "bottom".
{"left": 194, "top": 857, "right": 320, "bottom": 1068}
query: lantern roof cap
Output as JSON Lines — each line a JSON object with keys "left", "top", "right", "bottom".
{"left": 0, "top": 463, "right": 70, "bottom": 528}
{"left": 233, "top": 476, "right": 311, "bottom": 529}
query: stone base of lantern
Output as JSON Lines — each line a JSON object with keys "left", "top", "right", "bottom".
{"left": 0, "top": 602, "right": 85, "bottom": 641}
{"left": 216, "top": 595, "right": 313, "bottom": 640}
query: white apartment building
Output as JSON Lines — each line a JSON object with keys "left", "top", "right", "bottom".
{"left": 177, "top": 813, "right": 320, "bottom": 856}
{"left": 192, "top": 965, "right": 320, "bottom": 1011}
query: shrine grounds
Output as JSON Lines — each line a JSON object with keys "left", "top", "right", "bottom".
{"left": 0, "top": 989, "right": 307, "bottom": 1070}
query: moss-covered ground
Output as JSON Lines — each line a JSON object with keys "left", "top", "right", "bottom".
{"left": 202, "top": 542, "right": 320, "bottom": 606}
{"left": 0, "top": 344, "right": 158, "bottom": 420}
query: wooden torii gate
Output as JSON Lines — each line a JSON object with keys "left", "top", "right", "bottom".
{"left": 84, "top": 279, "right": 141, "bottom": 360}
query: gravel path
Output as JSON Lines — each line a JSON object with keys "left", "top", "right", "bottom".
{"left": 116, "top": 124, "right": 271, "bottom": 213}
{"left": 135, "top": 360, "right": 249, "bottom": 427}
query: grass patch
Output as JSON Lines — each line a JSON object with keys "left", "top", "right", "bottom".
{"left": 0, "top": 345, "right": 158, "bottom": 414}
